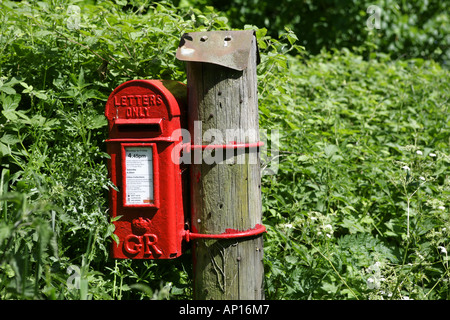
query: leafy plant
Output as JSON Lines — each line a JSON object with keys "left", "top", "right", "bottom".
{"left": 189, "top": 0, "right": 450, "bottom": 66}
{"left": 259, "top": 43, "right": 450, "bottom": 299}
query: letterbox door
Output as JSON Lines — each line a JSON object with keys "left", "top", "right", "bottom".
{"left": 121, "top": 143, "right": 159, "bottom": 208}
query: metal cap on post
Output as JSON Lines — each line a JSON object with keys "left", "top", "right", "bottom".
{"left": 177, "top": 30, "right": 264, "bottom": 300}
{"left": 176, "top": 30, "right": 260, "bottom": 71}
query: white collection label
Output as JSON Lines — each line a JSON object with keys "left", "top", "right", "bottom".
{"left": 125, "top": 147, "right": 153, "bottom": 205}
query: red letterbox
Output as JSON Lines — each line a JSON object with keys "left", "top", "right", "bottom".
{"left": 105, "top": 79, "right": 188, "bottom": 259}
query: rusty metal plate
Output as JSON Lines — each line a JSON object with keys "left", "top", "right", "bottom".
{"left": 176, "top": 30, "right": 260, "bottom": 71}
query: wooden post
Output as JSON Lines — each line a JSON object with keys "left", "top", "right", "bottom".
{"left": 177, "top": 30, "right": 264, "bottom": 300}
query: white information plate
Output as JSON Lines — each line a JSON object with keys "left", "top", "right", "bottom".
{"left": 125, "top": 147, "right": 153, "bottom": 205}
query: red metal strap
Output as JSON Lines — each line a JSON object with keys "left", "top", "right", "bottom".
{"left": 184, "top": 224, "right": 266, "bottom": 242}
{"left": 182, "top": 141, "right": 264, "bottom": 152}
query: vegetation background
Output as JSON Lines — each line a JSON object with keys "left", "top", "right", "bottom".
{"left": 0, "top": 0, "right": 448, "bottom": 299}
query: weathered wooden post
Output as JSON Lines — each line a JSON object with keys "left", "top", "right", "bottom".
{"left": 176, "top": 30, "right": 264, "bottom": 300}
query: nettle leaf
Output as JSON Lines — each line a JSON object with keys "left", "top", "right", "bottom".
{"left": 324, "top": 144, "right": 339, "bottom": 156}
{"left": 1, "top": 94, "right": 21, "bottom": 121}
{"left": 321, "top": 282, "right": 338, "bottom": 294}
{"left": 0, "top": 134, "right": 20, "bottom": 145}
{"left": 0, "top": 77, "right": 21, "bottom": 95}
{"left": 2, "top": 109, "right": 18, "bottom": 121}
{"left": 0, "top": 142, "right": 10, "bottom": 156}
{"left": 33, "top": 91, "right": 48, "bottom": 100}
{"left": 81, "top": 89, "right": 107, "bottom": 101}
{"left": 29, "top": 115, "right": 60, "bottom": 130}
{"left": 285, "top": 255, "right": 298, "bottom": 265}
{"left": 1, "top": 93, "right": 21, "bottom": 111}
{"left": 86, "top": 115, "right": 107, "bottom": 130}
{"left": 0, "top": 86, "right": 16, "bottom": 95}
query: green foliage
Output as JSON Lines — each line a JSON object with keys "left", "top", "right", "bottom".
{"left": 185, "top": 0, "right": 450, "bottom": 66}
{"left": 259, "top": 39, "right": 450, "bottom": 299}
